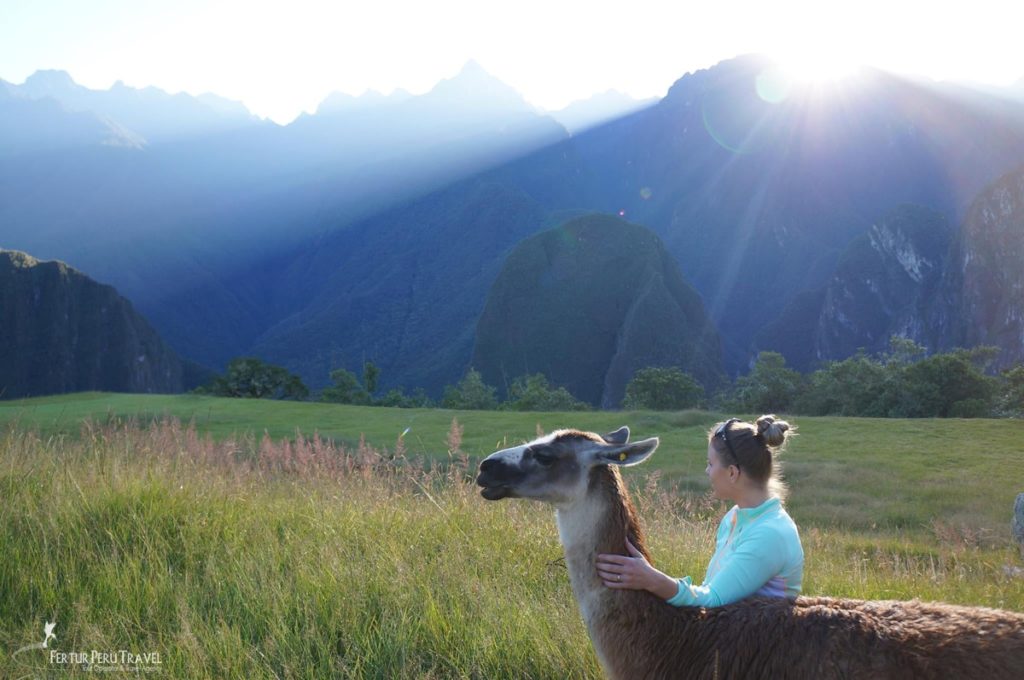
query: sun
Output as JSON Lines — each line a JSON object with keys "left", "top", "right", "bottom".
{"left": 774, "top": 50, "right": 862, "bottom": 84}
{"left": 755, "top": 51, "right": 864, "bottom": 103}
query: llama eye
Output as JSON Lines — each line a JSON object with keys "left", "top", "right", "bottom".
{"left": 533, "top": 452, "right": 555, "bottom": 466}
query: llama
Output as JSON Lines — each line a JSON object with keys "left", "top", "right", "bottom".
{"left": 476, "top": 427, "right": 1024, "bottom": 679}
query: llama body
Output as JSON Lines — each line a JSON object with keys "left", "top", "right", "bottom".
{"left": 477, "top": 428, "right": 1024, "bottom": 679}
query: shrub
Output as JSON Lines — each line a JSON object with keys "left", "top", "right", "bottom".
{"left": 731, "top": 352, "right": 802, "bottom": 413}
{"left": 441, "top": 369, "right": 499, "bottom": 410}
{"left": 321, "top": 368, "right": 370, "bottom": 405}
{"left": 623, "top": 367, "right": 704, "bottom": 410}
{"left": 198, "top": 357, "right": 309, "bottom": 400}
{"left": 504, "top": 374, "right": 590, "bottom": 411}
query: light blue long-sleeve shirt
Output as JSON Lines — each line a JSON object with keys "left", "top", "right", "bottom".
{"left": 666, "top": 496, "right": 803, "bottom": 608}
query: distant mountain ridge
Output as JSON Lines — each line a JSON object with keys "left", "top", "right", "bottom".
{"left": 0, "top": 250, "right": 189, "bottom": 399}
{"left": 547, "top": 90, "right": 658, "bottom": 135}
{"left": 4, "top": 69, "right": 260, "bottom": 142}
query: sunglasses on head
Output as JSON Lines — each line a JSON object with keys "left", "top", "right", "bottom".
{"left": 714, "top": 418, "right": 741, "bottom": 465}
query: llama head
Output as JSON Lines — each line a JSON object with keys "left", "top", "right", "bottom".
{"left": 476, "top": 427, "right": 659, "bottom": 505}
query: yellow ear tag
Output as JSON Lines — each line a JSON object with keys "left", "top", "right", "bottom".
{"left": 619, "top": 452, "right": 627, "bottom": 461}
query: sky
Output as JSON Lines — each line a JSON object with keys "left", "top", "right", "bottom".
{"left": 2, "top": 0, "right": 1022, "bottom": 124}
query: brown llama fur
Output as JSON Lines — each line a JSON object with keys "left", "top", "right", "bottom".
{"left": 583, "top": 465, "right": 1024, "bottom": 680}
{"left": 478, "top": 429, "right": 1024, "bottom": 680}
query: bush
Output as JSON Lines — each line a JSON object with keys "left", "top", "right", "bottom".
{"left": 376, "top": 387, "right": 435, "bottom": 409}
{"left": 794, "top": 352, "right": 880, "bottom": 415}
{"left": 731, "top": 352, "right": 802, "bottom": 413}
{"left": 793, "top": 338, "right": 999, "bottom": 418}
{"left": 321, "top": 368, "right": 371, "bottom": 405}
{"left": 441, "top": 369, "right": 499, "bottom": 410}
{"left": 899, "top": 348, "right": 996, "bottom": 418}
{"left": 995, "top": 365, "right": 1024, "bottom": 417}
{"left": 623, "top": 367, "right": 704, "bottom": 410}
{"left": 504, "top": 374, "right": 590, "bottom": 411}
{"left": 198, "top": 357, "right": 309, "bottom": 400}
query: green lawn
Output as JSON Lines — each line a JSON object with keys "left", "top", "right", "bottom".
{"left": 2, "top": 393, "right": 1022, "bottom": 678}
{"left": 0, "top": 392, "right": 717, "bottom": 459}
{"left": 3, "top": 392, "right": 1021, "bottom": 536}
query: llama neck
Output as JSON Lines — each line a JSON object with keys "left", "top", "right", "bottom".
{"left": 555, "top": 467, "right": 647, "bottom": 638}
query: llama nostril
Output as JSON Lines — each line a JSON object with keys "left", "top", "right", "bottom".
{"left": 480, "top": 459, "right": 497, "bottom": 474}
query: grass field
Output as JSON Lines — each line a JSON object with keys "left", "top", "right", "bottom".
{"left": 1, "top": 393, "right": 1022, "bottom": 678}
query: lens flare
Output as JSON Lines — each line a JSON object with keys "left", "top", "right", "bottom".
{"left": 756, "top": 67, "right": 793, "bottom": 104}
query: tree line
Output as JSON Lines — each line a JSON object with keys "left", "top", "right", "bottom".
{"left": 195, "top": 337, "right": 1024, "bottom": 418}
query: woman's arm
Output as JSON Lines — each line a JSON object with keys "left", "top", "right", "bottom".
{"left": 596, "top": 528, "right": 786, "bottom": 607}
{"left": 595, "top": 538, "right": 679, "bottom": 599}
{"left": 667, "top": 527, "right": 786, "bottom": 607}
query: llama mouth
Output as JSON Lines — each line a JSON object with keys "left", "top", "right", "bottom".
{"left": 479, "top": 485, "right": 511, "bottom": 501}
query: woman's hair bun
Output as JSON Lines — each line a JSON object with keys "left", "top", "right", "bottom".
{"left": 756, "top": 414, "right": 792, "bottom": 448}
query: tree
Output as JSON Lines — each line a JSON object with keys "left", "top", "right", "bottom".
{"left": 622, "top": 367, "right": 704, "bottom": 410}
{"left": 795, "top": 339, "right": 999, "bottom": 418}
{"left": 376, "top": 387, "right": 435, "bottom": 409}
{"left": 731, "top": 352, "right": 802, "bottom": 413}
{"left": 201, "top": 357, "right": 309, "bottom": 400}
{"left": 321, "top": 368, "right": 370, "bottom": 404}
{"left": 795, "top": 351, "right": 888, "bottom": 416}
{"left": 504, "top": 374, "right": 590, "bottom": 411}
{"left": 996, "top": 364, "right": 1024, "bottom": 417}
{"left": 282, "top": 374, "right": 310, "bottom": 401}
{"left": 899, "top": 347, "right": 996, "bottom": 417}
{"left": 363, "top": 361, "right": 380, "bottom": 397}
{"left": 441, "top": 369, "right": 499, "bottom": 410}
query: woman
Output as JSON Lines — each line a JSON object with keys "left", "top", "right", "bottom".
{"left": 595, "top": 415, "right": 803, "bottom": 607}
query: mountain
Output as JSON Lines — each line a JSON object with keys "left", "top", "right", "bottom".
{"left": 0, "top": 250, "right": 192, "bottom": 399}
{"left": 314, "top": 88, "right": 412, "bottom": 116}
{"left": 756, "top": 165, "right": 1024, "bottom": 371}
{"left": 7, "top": 54, "right": 1024, "bottom": 399}
{"left": 558, "top": 57, "right": 1024, "bottom": 369}
{"left": 947, "top": 165, "right": 1024, "bottom": 365}
{"left": 9, "top": 69, "right": 261, "bottom": 142}
{"left": 755, "top": 205, "right": 953, "bottom": 370}
{"left": 548, "top": 90, "right": 658, "bottom": 135}
{"left": 471, "top": 214, "right": 722, "bottom": 407}
{"left": 0, "top": 63, "right": 569, "bottom": 375}
{"left": 249, "top": 178, "right": 552, "bottom": 394}
{"left": 136, "top": 55, "right": 1024, "bottom": 385}
{"left": 0, "top": 83, "right": 144, "bottom": 155}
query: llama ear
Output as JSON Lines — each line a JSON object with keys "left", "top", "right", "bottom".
{"left": 591, "top": 437, "right": 659, "bottom": 467}
{"left": 602, "top": 426, "right": 630, "bottom": 445}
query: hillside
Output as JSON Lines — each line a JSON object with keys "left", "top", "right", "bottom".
{"left": 471, "top": 214, "right": 722, "bottom": 406}
{"left": 757, "top": 166, "right": 1024, "bottom": 370}
{"left": 756, "top": 205, "right": 953, "bottom": 369}
{"left": 0, "top": 250, "right": 188, "bottom": 398}
{"left": 949, "top": 164, "right": 1024, "bottom": 365}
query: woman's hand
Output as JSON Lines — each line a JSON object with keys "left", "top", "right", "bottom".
{"left": 596, "top": 537, "right": 679, "bottom": 599}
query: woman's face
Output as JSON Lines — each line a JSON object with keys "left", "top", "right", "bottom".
{"left": 706, "top": 443, "right": 735, "bottom": 501}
